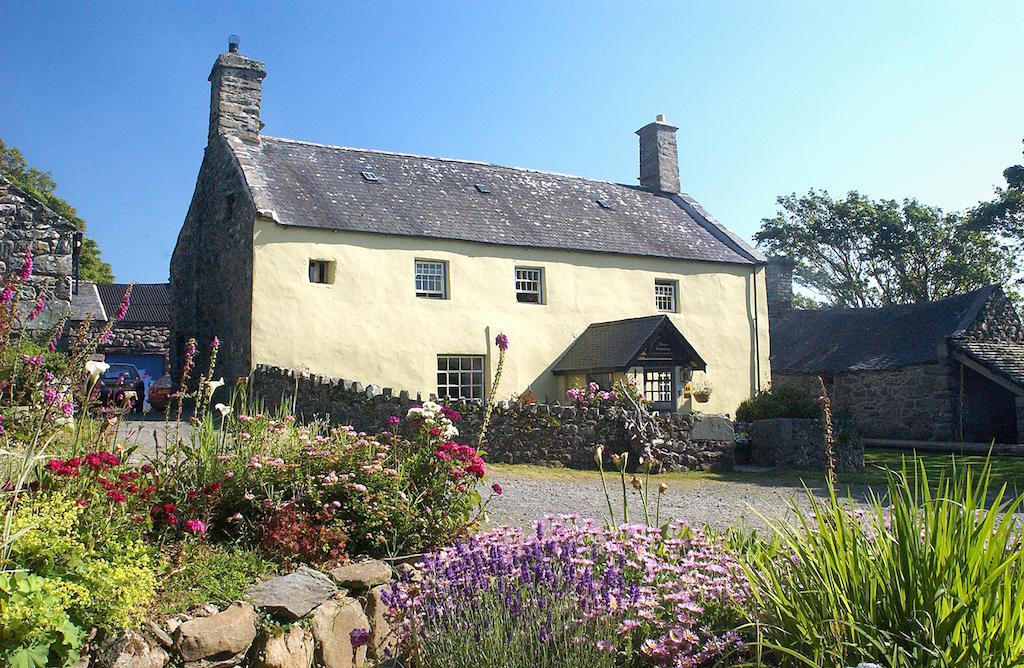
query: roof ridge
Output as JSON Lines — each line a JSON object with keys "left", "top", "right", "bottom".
{"left": 260, "top": 135, "right": 637, "bottom": 188}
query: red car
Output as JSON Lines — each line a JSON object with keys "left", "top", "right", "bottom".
{"left": 148, "top": 375, "right": 175, "bottom": 412}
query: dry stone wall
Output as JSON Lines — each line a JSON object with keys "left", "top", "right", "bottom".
{"left": 749, "top": 417, "right": 864, "bottom": 472}
{"left": 251, "top": 365, "right": 735, "bottom": 472}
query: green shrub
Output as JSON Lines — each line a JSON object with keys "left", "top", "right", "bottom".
{"left": 5, "top": 493, "right": 157, "bottom": 632}
{"left": 0, "top": 571, "right": 84, "bottom": 668}
{"left": 735, "top": 384, "right": 820, "bottom": 423}
{"left": 743, "top": 459, "right": 1024, "bottom": 667}
{"left": 158, "top": 544, "right": 275, "bottom": 614}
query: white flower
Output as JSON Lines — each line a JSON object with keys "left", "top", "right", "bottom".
{"left": 206, "top": 377, "right": 225, "bottom": 396}
{"left": 214, "top": 403, "right": 232, "bottom": 416}
{"left": 84, "top": 360, "right": 109, "bottom": 381}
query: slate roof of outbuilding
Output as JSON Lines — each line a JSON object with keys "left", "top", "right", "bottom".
{"left": 95, "top": 283, "right": 170, "bottom": 325}
{"left": 226, "top": 135, "right": 763, "bottom": 265}
{"left": 553, "top": 315, "right": 706, "bottom": 374}
{"left": 68, "top": 282, "right": 107, "bottom": 322}
{"left": 954, "top": 340, "right": 1024, "bottom": 390}
{"left": 769, "top": 286, "right": 998, "bottom": 375}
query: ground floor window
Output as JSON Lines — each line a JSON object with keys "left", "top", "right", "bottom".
{"left": 643, "top": 368, "right": 674, "bottom": 406}
{"left": 437, "top": 355, "right": 485, "bottom": 400}
{"left": 586, "top": 373, "right": 613, "bottom": 391}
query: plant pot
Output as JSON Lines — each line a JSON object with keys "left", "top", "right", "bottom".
{"left": 694, "top": 394, "right": 710, "bottom": 403}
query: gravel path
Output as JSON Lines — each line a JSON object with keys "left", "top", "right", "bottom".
{"left": 484, "top": 468, "right": 879, "bottom": 532}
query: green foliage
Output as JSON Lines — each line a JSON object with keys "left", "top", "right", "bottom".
{"left": 0, "top": 571, "right": 84, "bottom": 668}
{"left": 735, "top": 384, "right": 820, "bottom": 423}
{"left": 969, "top": 139, "right": 1024, "bottom": 297}
{"left": 743, "top": 459, "right": 1024, "bottom": 667}
{"left": 0, "top": 138, "right": 113, "bottom": 283}
{"left": 756, "top": 189, "right": 1019, "bottom": 308}
{"left": 158, "top": 543, "right": 275, "bottom": 614}
{"left": 5, "top": 493, "right": 157, "bottom": 631}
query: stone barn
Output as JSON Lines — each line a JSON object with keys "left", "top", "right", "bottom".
{"left": 767, "top": 259, "right": 1024, "bottom": 445}
{"left": 0, "top": 175, "right": 78, "bottom": 331}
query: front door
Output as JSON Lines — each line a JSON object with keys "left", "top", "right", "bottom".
{"left": 642, "top": 367, "right": 675, "bottom": 412}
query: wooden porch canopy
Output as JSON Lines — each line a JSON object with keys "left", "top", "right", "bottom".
{"left": 552, "top": 315, "right": 706, "bottom": 375}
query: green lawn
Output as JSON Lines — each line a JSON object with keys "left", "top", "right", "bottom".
{"left": 490, "top": 449, "right": 1024, "bottom": 495}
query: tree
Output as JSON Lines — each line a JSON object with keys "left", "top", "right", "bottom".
{"left": 755, "top": 189, "right": 1019, "bottom": 308}
{"left": 0, "top": 138, "right": 114, "bottom": 283}
{"left": 969, "top": 139, "right": 1024, "bottom": 247}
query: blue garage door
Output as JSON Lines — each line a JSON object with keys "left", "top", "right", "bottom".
{"left": 105, "top": 354, "right": 164, "bottom": 383}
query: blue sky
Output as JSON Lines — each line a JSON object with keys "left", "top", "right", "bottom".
{"left": 1, "top": 1, "right": 1022, "bottom": 283}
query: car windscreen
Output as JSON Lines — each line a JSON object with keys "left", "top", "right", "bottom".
{"left": 102, "top": 364, "right": 139, "bottom": 380}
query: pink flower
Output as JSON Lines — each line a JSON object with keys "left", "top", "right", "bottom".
{"left": 0, "top": 284, "right": 14, "bottom": 305}
{"left": 491, "top": 482, "right": 503, "bottom": 495}
{"left": 495, "top": 333, "right": 509, "bottom": 351}
{"left": 184, "top": 519, "right": 207, "bottom": 535}
{"left": 387, "top": 415, "right": 401, "bottom": 425}
{"left": 19, "top": 249, "right": 32, "bottom": 281}
{"left": 28, "top": 294, "right": 45, "bottom": 321}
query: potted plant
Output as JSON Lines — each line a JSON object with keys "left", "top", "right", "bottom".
{"left": 691, "top": 379, "right": 712, "bottom": 403}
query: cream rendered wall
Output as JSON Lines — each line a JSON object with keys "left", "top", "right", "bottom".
{"left": 250, "top": 219, "right": 771, "bottom": 416}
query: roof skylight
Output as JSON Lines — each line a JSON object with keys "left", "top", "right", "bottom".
{"left": 360, "top": 171, "right": 380, "bottom": 182}
{"left": 474, "top": 184, "right": 492, "bottom": 194}
{"left": 596, "top": 199, "right": 613, "bottom": 209}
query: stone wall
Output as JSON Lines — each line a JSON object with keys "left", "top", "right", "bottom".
{"left": 0, "top": 177, "right": 74, "bottom": 332}
{"left": 170, "top": 135, "right": 255, "bottom": 385}
{"left": 100, "top": 322, "right": 170, "bottom": 356}
{"left": 251, "top": 365, "right": 735, "bottom": 473}
{"left": 775, "top": 363, "right": 955, "bottom": 441}
{"left": 750, "top": 417, "right": 864, "bottom": 472}
{"left": 961, "top": 287, "right": 1024, "bottom": 343}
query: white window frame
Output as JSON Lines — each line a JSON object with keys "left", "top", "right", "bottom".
{"left": 308, "top": 259, "right": 333, "bottom": 284}
{"left": 654, "top": 279, "right": 678, "bottom": 312}
{"left": 643, "top": 368, "right": 675, "bottom": 405}
{"left": 415, "top": 260, "right": 448, "bottom": 299}
{"left": 436, "top": 355, "right": 485, "bottom": 400}
{"left": 515, "top": 267, "right": 544, "bottom": 304}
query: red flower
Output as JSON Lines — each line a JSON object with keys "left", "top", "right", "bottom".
{"left": 491, "top": 482, "right": 503, "bottom": 495}
{"left": 107, "top": 490, "right": 126, "bottom": 503}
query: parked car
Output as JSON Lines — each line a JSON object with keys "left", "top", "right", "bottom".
{"left": 148, "top": 374, "right": 175, "bottom": 412}
{"left": 98, "top": 363, "right": 145, "bottom": 413}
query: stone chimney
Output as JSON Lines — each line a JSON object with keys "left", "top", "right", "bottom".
{"left": 208, "top": 36, "right": 266, "bottom": 144}
{"left": 765, "top": 256, "right": 794, "bottom": 314}
{"left": 636, "top": 115, "right": 680, "bottom": 193}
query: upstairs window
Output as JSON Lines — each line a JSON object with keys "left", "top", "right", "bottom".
{"left": 437, "top": 355, "right": 484, "bottom": 400}
{"left": 515, "top": 267, "right": 544, "bottom": 304}
{"left": 655, "top": 279, "right": 678, "bottom": 312}
{"left": 309, "top": 259, "right": 334, "bottom": 284}
{"left": 415, "top": 260, "right": 448, "bottom": 299}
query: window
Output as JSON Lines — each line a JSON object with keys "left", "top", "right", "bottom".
{"left": 437, "top": 355, "right": 485, "bottom": 400}
{"left": 474, "top": 184, "right": 492, "bottom": 194}
{"left": 515, "top": 267, "right": 544, "bottom": 304}
{"left": 415, "top": 260, "right": 448, "bottom": 299}
{"left": 587, "top": 373, "right": 613, "bottom": 391}
{"left": 643, "top": 369, "right": 674, "bottom": 406}
{"left": 360, "top": 170, "right": 380, "bottom": 182}
{"left": 309, "top": 259, "right": 333, "bottom": 284}
{"left": 596, "top": 199, "right": 612, "bottom": 209}
{"left": 654, "top": 279, "right": 677, "bottom": 312}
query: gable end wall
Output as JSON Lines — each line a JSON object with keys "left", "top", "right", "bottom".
{"left": 169, "top": 137, "right": 254, "bottom": 383}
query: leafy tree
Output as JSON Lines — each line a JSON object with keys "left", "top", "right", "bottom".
{"left": 0, "top": 139, "right": 114, "bottom": 283}
{"left": 969, "top": 138, "right": 1024, "bottom": 245}
{"left": 755, "top": 189, "right": 1018, "bottom": 308}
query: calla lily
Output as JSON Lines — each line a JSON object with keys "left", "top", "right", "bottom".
{"left": 206, "top": 377, "right": 225, "bottom": 396}
{"left": 85, "top": 360, "right": 109, "bottom": 381}
{"left": 214, "top": 403, "right": 232, "bottom": 416}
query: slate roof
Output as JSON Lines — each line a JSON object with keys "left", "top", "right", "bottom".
{"left": 227, "top": 135, "right": 763, "bottom": 265}
{"left": 68, "top": 282, "right": 107, "bottom": 321}
{"left": 769, "top": 286, "right": 998, "bottom": 375}
{"left": 955, "top": 340, "right": 1024, "bottom": 390}
{"left": 96, "top": 283, "right": 170, "bottom": 325}
{"left": 553, "top": 315, "right": 706, "bottom": 374}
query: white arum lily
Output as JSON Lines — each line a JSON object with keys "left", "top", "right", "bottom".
{"left": 214, "top": 403, "right": 232, "bottom": 416}
{"left": 85, "top": 360, "right": 109, "bottom": 381}
{"left": 206, "top": 377, "right": 225, "bottom": 396}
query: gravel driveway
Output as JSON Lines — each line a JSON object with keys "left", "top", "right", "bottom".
{"left": 484, "top": 467, "right": 879, "bottom": 532}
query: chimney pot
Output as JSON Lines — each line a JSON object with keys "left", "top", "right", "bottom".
{"left": 228, "top": 34, "right": 240, "bottom": 53}
{"left": 635, "top": 115, "right": 680, "bottom": 193}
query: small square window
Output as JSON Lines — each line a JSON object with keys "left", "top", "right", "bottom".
{"left": 308, "top": 259, "right": 334, "bottom": 284}
{"left": 655, "top": 279, "right": 677, "bottom": 312}
{"left": 437, "top": 355, "right": 485, "bottom": 400}
{"left": 415, "top": 260, "right": 448, "bottom": 299}
{"left": 515, "top": 267, "right": 544, "bottom": 304}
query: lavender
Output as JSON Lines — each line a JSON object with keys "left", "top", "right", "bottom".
{"left": 385, "top": 516, "right": 749, "bottom": 667}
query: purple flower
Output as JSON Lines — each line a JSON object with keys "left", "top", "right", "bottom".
{"left": 349, "top": 628, "right": 370, "bottom": 649}
{"left": 495, "top": 333, "right": 509, "bottom": 351}
{"left": 0, "top": 284, "right": 14, "bottom": 305}
{"left": 388, "top": 415, "right": 401, "bottom": 426}
{"left": 19, "top": 249, "right": 32, "bottom": 281}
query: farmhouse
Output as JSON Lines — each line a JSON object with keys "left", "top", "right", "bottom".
{"left": 170, "top": 40, "right": 771, "bottom": 414}
{"left": 767, "top": 259, "right": 1024, "bottom": 444}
